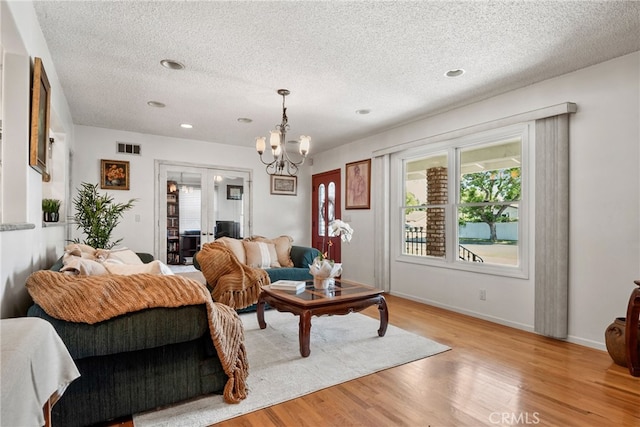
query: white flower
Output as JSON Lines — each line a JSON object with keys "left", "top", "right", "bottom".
{"left": 329, "top": 219, "right": 354, "bottom": 243}
{"left": 309, "top": 256, "right": 342, "bottom": 279}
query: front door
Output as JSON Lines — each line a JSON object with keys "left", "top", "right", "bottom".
{"left": 312, "top": 169, "right": 342, "bottom": 262}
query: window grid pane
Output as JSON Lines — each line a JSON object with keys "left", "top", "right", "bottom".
{"left": 457, "top": 139, "right": 522, "bottom": 266}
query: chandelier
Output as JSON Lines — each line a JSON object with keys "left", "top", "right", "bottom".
{"left": 255, "top": 89, "right": 310, "bottom": 176}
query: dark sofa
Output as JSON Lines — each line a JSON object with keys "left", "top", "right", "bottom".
{"left": 194, "top": 244, "right": 320, "bottom": 283}
{"left": 26, "top": 253, "right": 227, "bottom": 427}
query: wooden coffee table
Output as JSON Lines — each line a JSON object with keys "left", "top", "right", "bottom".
{"left": 257, "top": 280, "right": 388, "bottom": 357}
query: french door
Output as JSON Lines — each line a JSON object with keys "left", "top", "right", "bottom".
{"left": 312, "top": 169, "right": 342, "bottom": 262}
{"left": 157, "top": 162, "right": 251, "bottom": 264}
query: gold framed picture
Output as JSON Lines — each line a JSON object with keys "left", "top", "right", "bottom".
{"left": 270, "top": 175, "right": 297, "bottom": 196}
{"left": 29, "top": 57, "right": 51, "bottom": 178}
{"left": 101, "top": 159, "right": 130, "bottom": 190}
{"left": 345, "top": 158, "right": 371, "bottom": 209}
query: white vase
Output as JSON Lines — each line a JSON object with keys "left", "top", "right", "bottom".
{"left": 313, "top": 277, "right": 334, "bottom": 290}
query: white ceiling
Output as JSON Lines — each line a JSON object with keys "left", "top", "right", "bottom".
{"left": 33, "top": 1, "right": 640, "bottom": 155}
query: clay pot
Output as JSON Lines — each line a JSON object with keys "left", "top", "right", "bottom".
{"left": 605, "top": 317, "right": 640, "bottom": 366}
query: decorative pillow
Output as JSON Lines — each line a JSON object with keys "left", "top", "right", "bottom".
{"left": 250, "top": 235, "right": 294, "bottom": 267}
{"left": 243, "top": 241, "right": 280, "bottom": 269}
{"left": 107, "top": 248, "right": 144, "bottom": 265}
{"left": 215, "top": 237, "right": 246, "bottom": 264}
{"left": 64, "top": 243, "right": 96, "bottom": 259}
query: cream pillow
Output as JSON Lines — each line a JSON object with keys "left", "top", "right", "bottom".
{"left": 64, "top": 243, "right": 96, "bottom": 259}
{"left": 214, "top": 237, "right": 246, "bottom": 264}
{"left": 107, "top": 248, "right": 144, "bottom": 265}
{"left": 250, "top": 235, "right": 294, "bottom": 267}
{"left": 243, "top": 241, "right": 280, "bottom": 269}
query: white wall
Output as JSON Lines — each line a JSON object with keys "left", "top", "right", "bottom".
{"left": 312, "top": 52, "right": 640, "bottom": 350}
{"left": 70, "top": 125, "right": 312, "bottom": 255}
{"left": 1, "top": 1, "right": 74, "bottom": 318}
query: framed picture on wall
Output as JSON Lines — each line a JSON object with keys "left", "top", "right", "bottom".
{"left": 227, "top": 185, "right": 243, "bottom": 200}
{"left": 270, "top": 175, "right": 297, "bottom": 196}
{"left": 100, "top": 159, "right": 130, "bottom": 190}
{"left": 345, "top": 158, "right": 371, "bottom": 209}
{"left": 29, "top": 57, "right": 51, "bottom": 179}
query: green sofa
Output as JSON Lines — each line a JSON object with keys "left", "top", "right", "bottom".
{"left": 26, "top": 253, "right": 227, "bottom": 427}
{"left": 194, "top": 244, "right": 320, "bottom": 284}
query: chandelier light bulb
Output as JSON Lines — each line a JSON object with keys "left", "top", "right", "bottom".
{"left": 269, "top": 130, "right": 281, "bottom": 150}
{"left": 299, "top": 135, "right": 310, "bottom": 156}
{"left": 255, "top": 137, "right": 266, "bottom": 155}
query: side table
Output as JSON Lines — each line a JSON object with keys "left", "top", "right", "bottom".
{"left": 1, "top": 317, "right": 80, "bottom": 426}
{"left": 626, "top": 280, "right": 640, "bottom": 376}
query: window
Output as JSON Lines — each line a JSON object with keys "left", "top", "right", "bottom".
{"left": 398, "top": 124, "right": 529, "bottom": 276}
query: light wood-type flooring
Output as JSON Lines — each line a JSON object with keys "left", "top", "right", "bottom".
{"left": 102, "top": 294, "right": 639, "bottom": 426}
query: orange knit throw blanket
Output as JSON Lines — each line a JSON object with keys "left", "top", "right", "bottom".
{"left": 195, "top": 242, "right": 269, "bottom": 309}
{"left": 26, "top": 270, "right": 248, "bottom": 403}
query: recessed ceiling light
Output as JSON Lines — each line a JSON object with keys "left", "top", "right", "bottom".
{"left": 237, "top": 118, "right": 253, "bottom": 123}
{"left": 445, "top": 69, "right": 465, "bottom": 77}
{"left": 356, "top": 109, "right": 371, "bottom": 115}
{"left": 160, "top": 59, "right": 185, "bottom": 70}
{"left": 147, "top": 101, "right": 166, "bottom": 108}
{"left": 180, "top": 123, "right": 193, "bottom": 129}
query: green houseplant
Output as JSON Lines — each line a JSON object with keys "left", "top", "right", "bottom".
{"left": 72, "top": 182, "right": 136, "bottom": 249}
{"left": 42, "top": 198, "right": 61, "bottom": 222}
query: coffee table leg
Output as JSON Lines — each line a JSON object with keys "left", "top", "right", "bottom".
{"left": 377, "top": 296, "right": 389, "bottom": 337}
{"left": 299, "top": 310, "right": 312, "bottom": 357}
{"left": 257, "top": 293, "right": 267, "bottom": 330}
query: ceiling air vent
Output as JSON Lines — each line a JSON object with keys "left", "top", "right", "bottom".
{"left": 116, "top": 142, "right": 141, "bottom": 155}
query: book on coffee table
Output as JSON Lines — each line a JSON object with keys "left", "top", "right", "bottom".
{"left": 270, "top": 280, "right": 306, "bottom": 292}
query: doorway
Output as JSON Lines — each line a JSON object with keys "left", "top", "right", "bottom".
{"left": 312, "top": 169, "right": 342, "bottom": 262}
{"left": 157, "top": 162, "right": 251, "bottom": 264}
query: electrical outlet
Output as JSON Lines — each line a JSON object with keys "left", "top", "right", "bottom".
{"left": 479, "top": 289, "right": 487, "bottom": 301}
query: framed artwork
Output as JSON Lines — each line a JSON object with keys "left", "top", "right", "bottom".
{"left": 29, "top": 57, "right": 51, "bottom": 178}
{"left": 227, "top": 185, "right": 243, "bottom": 200}
{"left": 270, "top": 175, "right": 297, "bottom": 196}
{"left": 345, "top": 158, "right": 371, "bottom": 209}
{"left": 101, "top": 159, "right": 130, "bottom": 190}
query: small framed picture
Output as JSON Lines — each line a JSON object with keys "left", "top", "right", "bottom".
{"left": 345, "top": 158, "right": 371, "bottom": 209}
{"left": 270, "top": 175, "right": 297, "bottom": 196}
{"left": 227, "top": 185, "right": 243, "bottom": 200}
{"left": 100, "top": 159, "right": 130, "bottom": 190}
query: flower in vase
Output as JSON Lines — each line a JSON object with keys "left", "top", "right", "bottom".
{"left": 309, "top": 256, "right": 342, "bottom": 280}
{"left": 329, "top": 219, "right": 354, "bottom": 242}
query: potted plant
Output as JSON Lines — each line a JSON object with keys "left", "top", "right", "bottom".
{"left": 71, "top": 182, "right": 136, "bottom": 249}
{"left": 42, "top": 198, "right": 61, "bottom": 222}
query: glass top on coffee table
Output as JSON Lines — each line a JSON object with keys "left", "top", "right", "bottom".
{"left": 261, "top": 280, "right": 384, "bottom": 307}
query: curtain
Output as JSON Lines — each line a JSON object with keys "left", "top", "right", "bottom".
{"left": 534, "top": 114, "right": 570, "bottom": 338}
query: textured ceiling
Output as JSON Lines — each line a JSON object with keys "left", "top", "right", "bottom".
{"left": 33, "top": 1, "right": 640, "bottom": 154}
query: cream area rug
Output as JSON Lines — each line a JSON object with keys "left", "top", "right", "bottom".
{"left": 133, "top": 309, "right": 450, "bottom": 427}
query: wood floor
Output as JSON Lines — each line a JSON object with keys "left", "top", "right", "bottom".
{"left": 105, "top": 294, "right": 639, "bottom": 426}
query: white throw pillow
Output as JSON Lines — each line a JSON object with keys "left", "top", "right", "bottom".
{"left": 107, "top": 248, "right": 144, "bottom": 265}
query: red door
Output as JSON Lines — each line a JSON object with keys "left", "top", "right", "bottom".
{"left": 312, "top": 169, "right": 342, "bottom": 262}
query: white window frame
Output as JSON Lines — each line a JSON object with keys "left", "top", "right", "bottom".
{"left": 395, "top": 122, "right": 533, "bottom": 279}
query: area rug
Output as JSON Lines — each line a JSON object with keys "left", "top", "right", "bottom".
{"left": 133, "top": 310, "right": 450, "bottom": 427}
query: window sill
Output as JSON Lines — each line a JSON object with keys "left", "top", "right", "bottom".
{"left": 396, "top": 253, "right": 529, "bottom": 280}
{"left": 0, "top": 223, "right": 36, "bottom": 232}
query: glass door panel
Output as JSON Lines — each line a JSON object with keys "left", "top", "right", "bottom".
{"left": 158, "top": 163, "right": 251, "bottom": 265}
